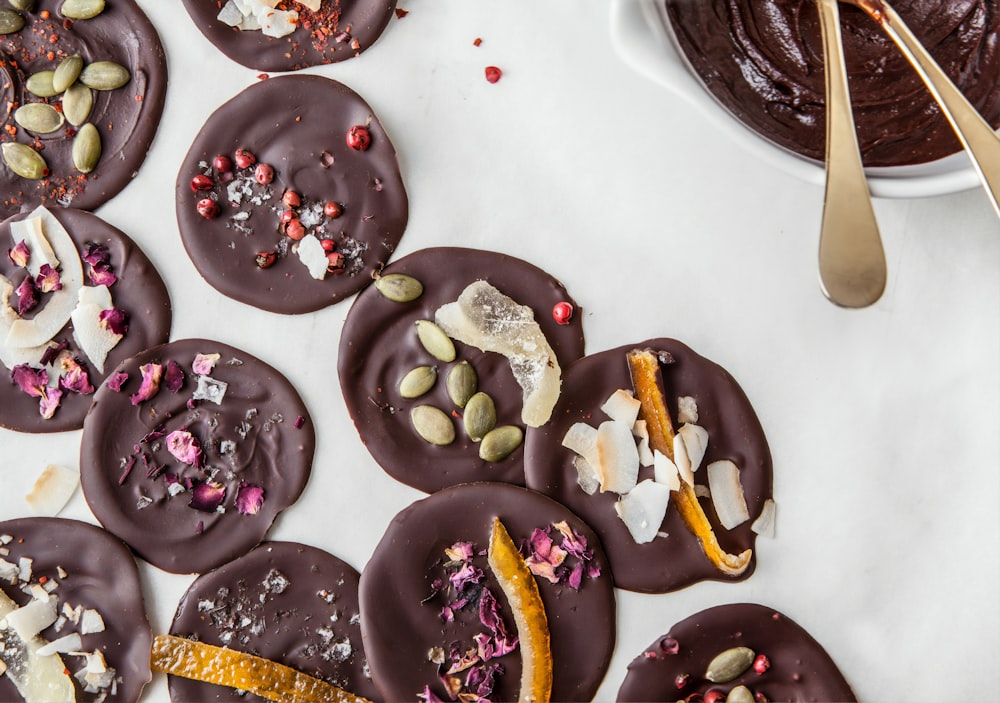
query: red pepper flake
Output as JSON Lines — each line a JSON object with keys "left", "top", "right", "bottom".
{"left": 38, "top": 576, "right": 47, "bottom": 584}
{"left": 753, "top": 653, "right": 771, "bottom": 674}
{"left": 395, "top": 7, "right": 409, "bottom": 18}
{"left": 485, "top": 66, "right": 502, "bottom": 83}
{"left": 473, "top": 37, "right": 482, "bottom": 47}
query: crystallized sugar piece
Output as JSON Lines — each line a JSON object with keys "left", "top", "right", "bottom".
{"left": 435, "top": 281, "right": 561, "bottom": 427}
{"left": 677, "top": 395, "right": 699, "bottom": 424}
{"left": 193, "top": 375, "right": 228, "bottom": 405}
{"left": 573, "top": 455, "right": 599, "bottom": 495}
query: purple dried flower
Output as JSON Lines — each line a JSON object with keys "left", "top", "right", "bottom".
{"left": 567, "top": 561, "right": 584, "bottom": 591}
{"left": 525, "top": 528, "right": 566, "bottom": 584}
{"left": 11, "top": 364, "right": 47, "bottom": 398}
{"left": 98, "top": 308, "right": 128, "bottom": 336}
{"left": 7, "top": 240, "right": 29, "bottom": 268}
{"left": 82, "top": 242, "right": 109, "bottom": 266}
{"left": 448, "top": 562, "right": 483, "bottom": 592}
{"left": 38, "top": 388, "right": 62, "bottom": 419}
{"left": 418, "top": 685, "right": 445, "bottom": 703}
{"left": 586, "top": 562, "right": 602, "bottom": 579}
{"left": 129, "top": 363, "right": 163, "bottom": 405}
{"left": 106, "top": 371, "right": 128, "bottom": 392}
{"left": 58, "top": 358, "right": 95, "bottom": 395}
{"left": 439, "top": 605, "right": 455, "bottom": 623}
{"left": 39, "top": 340, "right": 68, "bottom": 367}
{"left": 552, "top": 520, "right": 589, "bottom": 559}
{"left": 293, "top": 415, "right": 305, "bottom": 429}
{"left": 15, "top": 276, "right": 38, "bottom": 315}
{"left": 87, "top": 262, "right": 117, "bottom": 287}
{"left": 166, "top": 429, "right": 203, "bottom": 467}
{"left": 189, "top": 480, "right": 226, "bottom": 512}
{"left": 163, "top": 359, "right": 185, "bottom": 393}
{"left": 35, "top": 264, "right": 61, "bottom": 293}
{"left": 192, "top": 353, "right": 220, "bottom": 375}
{"left": 235, "top": 482, "right": 265, "bottom": 515}
{"left": 445, "top": 541, "right": 475, "bottom": 563}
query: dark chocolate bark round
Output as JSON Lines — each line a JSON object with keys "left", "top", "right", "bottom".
{"left": 616, "top": 603, "right": 857, "bottom": 703}
{"left": 359, "top": 482, "right": 616, "bottom": 702}
{"left": 181, "top": 0, "right": 396, "bottom": 71}
{"left": 0, "top": 207, "right": 171, "bottom": 433}
{"left": 523, "top": 339, "right": 772, "bottom": 593}
{"left": 0, "top": 0, "right": 167, "bottom": 218}
{"left": 176, "top": 74, "right": 408, "bottom": 315}
{"left": 338, "top": 247, "right": 585, "bottom": 493}
{"left": 0, "top": 517, "right": 152, "bottom": 703}
{"left": 168, "top": 541, "right": 380, "bottom": 702}
{"left": 665, "top": 0, "right": 1000, "bottom": 167}
{"left": 80, "top": 338, "right": 315, "bottom": 574}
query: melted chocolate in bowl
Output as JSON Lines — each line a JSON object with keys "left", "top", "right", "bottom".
{"left": 664, "top": 0, "right": 1000, "bottom": 167}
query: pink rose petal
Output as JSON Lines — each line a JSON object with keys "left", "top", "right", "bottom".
{"left": 11, "top": 364, "right": 47, "bottom": 398}
{"left": 7, "top": 240, "right": 29, "bottom": 268}
{"left": 130, "top": 363, "right": 163, "bottom": 405}
{"left": 189, "top": 480, "right": 226, "bottom": 512}
{"left": 235, "top": 482, "right": 265, "bottom": 515}
{"left": 165, "top": 429, "right": 203, "bottom": 467}
{"left": 35, "top": 264, "right": 61, "bottom": 293}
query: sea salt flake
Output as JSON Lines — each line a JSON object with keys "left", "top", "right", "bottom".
{"left": 193, "top": 375, "right": 228, "bottom": 405}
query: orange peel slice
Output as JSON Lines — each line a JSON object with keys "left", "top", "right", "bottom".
{"left": 149, "top": 634, "right": 370, "bottom": 703}
{"left": 487, "top": 517, "right": 553, "bottom": 703}
{"left": 626, "top": 348, "right": 752, "bottom": 577}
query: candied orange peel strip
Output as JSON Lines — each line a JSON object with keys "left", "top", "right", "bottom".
{"left": 487, "top": 517, "right": 553, "bottom": 703}
{"left": 626, "top": 348, "right": 751, "bottom": 577}
{"left": 150, "top": 634, "right": 371, "bottom": 703}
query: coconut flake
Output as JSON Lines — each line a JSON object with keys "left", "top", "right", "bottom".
{"left": 706, "top": 460, "right": 750, "bottom": 529}
{"left": 751, "top": 498, "right": 776, "bottom": 538}
{"left": 600, "top": 389, "right": 641, "bottom": 427}
{"left": 677, "top": 423, "right": 709, "bottom": 473}
{"left": 259, "top": 8, "right": 299, "bottom": 38}
{"left": 595, "top": 420, "right": 640, "bottom": 494}
{"left": 79, "top": 608, "right": 105, "bottom": 635}
{"left": 633, "top": 419, "right": 654, "bottom": 466}
{"left": 217, "top": 0, "right": 244, "bottom": 25}
{"left": 36, "top": 632, "right": 83, "bottom": 656}
{"left": 6, "top": 593, "right": 56, "bottom": 640}
{"left": 673, "top": 432, "right": 694, "bottom": 486}
{"left": 652, "top": 449, "right": 680, "bottom": 491}
{"left": 677, "top": 395, "right": 699, "bottom": 424}
{"left": 615, "top": 479, "right": 671, "bottom": 544}
{"left": 562, "top": 422, "right": 598, "bottom": 465}
{"left": 25, "top": 464, "right": 79, "bottom": 517}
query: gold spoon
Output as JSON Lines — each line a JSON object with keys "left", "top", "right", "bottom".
{"left": 843, "top": 0, "right": 1000, "bottom": 217}
{"left": 816, "top": 0, "right": 887, "bottom": 308}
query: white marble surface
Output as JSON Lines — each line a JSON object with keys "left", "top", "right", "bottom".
{"left": 1, "top": 1, "right": 997, "bottom": 701}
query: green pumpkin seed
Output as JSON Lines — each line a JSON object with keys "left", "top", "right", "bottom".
{"left": 52, "top": 54, "right": 84, "bottom": 93}
{"left": 399, "top": 366, "right": 437, "bottom": 399}
{"left": 374, "top": 272, "right": 423, "bottom": 303}
{"left": 0, "top": 8, "right": 24, "bottom": 34}
{"left": 8, "top": 0, "right": 35, "bottom": 12}
{"left": 79, "top": 61, "right": 130, "bottom": 90}
{"left": 705, "top": 647, "right": 755, "bottom": 684}
{"left": 410, "top": 405, "right": 455, "bottom": 446}
{"left": 479, "top": 425, "right": 523, "bottom": 463}
{"left": 726, "top": 686, "right": 754, "bottom": 703}
{"left": 60, "top": 0, "right": 105, "bottom": 20}
{"left": 447, "top": 360, "right": 478, "bottom": 408}
{"left": 463, "top": 392, "right": 496, "bottom": 442}
{"left": 62, "top": 82, "right": 93, "bottom": 126}
{"left": 71, "top": 122, "right": 101, "bottom": 173}
{"left": 2, "top": 142, "right": 48, "bottom": 180}
{"left": 14, "top": 103, "right": 65, "bottom": 134}
{"left": 26, "top": 71, "right": 59, "bottom": 98}
{"left": 415, "top": 320, "right": 455, "bottom": 362}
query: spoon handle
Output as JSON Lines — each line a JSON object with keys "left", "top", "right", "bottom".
{"left": 816, "top": 0, "right": 886, "bottom": 308}
{"left": 857, "top": 0, "right": 1000, "bottom": 217}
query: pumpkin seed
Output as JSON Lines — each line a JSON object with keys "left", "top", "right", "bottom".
{"left": 479, "top": 425, "right": 523, "bottom": 463}
{"left": 71, "top": 122, "right": 101, "bottom": 173}
{"left": 26, "top": 71, "right": 59, "bottom": 98}
{"left": 399, "top": 365, "right": 437, "bottom": 399}
{"left": 447, "top": 360, "right": 478, "bottom": 408}
{"left": 8, "top": 0, "right": 35, "bottom": 12}
{"left": 62, "top": 82, "right": 93, "bottom": 126}
{"left": 79, "top": 61, "right": 129, "bottom": 90}
{"left": 2, "top": 142, "right": 48, "bottom": 180}
{"left": 52, "top": 54, "right": 83, "bottom": 93}
{"left": 410, "top": 405, "right": 455, "bottom": 446}
{"left": 726, "top": 686, "right": 754, "bottom": 703}
{"left": 705, "top": 647, "right": 755, "bottom": 684}
{"left": 0, "top": 8, "right": 24, "bottom": 34}
{"left": 415, "top": 320, "right": 456, "bottom": 362}
{"left": 374, "top": 272, "right": 423, "bottom": 303}
{"left": 14, "top": 103, "right": 64, "bottom": 134}
{"left": 60, "top": 0, "right": 104, "bottom": 20}
{"left": 463, "top": 392, "right": 496, "bottom": 441}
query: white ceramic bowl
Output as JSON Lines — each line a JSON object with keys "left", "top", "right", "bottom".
{"left": 610, "top": 0, "right": 983, "bottom": 199}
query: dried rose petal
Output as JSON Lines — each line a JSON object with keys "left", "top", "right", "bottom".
{"left": 35, "top": 264, "right": 62, "bottom": 293}
{"left": 445, "top": 541, "right": 475, "bottom": 563}
{"left": 525, "top": 527, "right": 567, "bottom": 583}
{"left": 7, "top": 240, "right": 29, "bottom": 268}
{"left": 38, "top": 388, "right": 62, "bottom": 419}
{"left": 82, "top": 242, "right": 109, "bottom": 266}
{"left": 418, "top": 685, "right": 445, "bottom": 703}
{"left": 39, "top": 340, "right": 68, "bottom": 367}
{"left": 88, "top": 262, "right": 117, "bottom": 287}
{"left": 11, "top": 364, "right": 47, "bottom": 398}
{"left": 118, "top": 455, "right": 136, "bottom": 485}
{"left": 192, "top": 353, "right": 221, "bottom": 375}
{"left": 439, "top": 605, "right": 455, "bottom": 623}
{"left": 130, "top": 363, "right": 163, "bottom": 405}
{"left": 189, "top": 480, "right": 226, "bottom": 512}
{"left": 448, "top": 562, "right": 483, "bottom": 592}
{"left": 106, "top": 371, "right": 128, "bottom": 392}
{"left": 553, "top": 520, "right": 589, "bottom": 559}
{"left": 15, "top": 276, "right": 38, "bottom": 315}
{"left": 293, "top": 415, "right": 305, "bottom": 429}
{"left": 163, "top": 359, "right": 185, "bottom": 393}
{"left": 567, "top": 561, "right": 584, "bottom": 590}
{"left": 166, "top": 430, "right": 203, "bottom": 467}
{"left": 98, "top": 308, "right": 129, "bottom": 336}
{"left": 235, "top": 482, "right": 265, "bottom": 515}
{"left": 59, "top": 358, "right": 95, "bottom": 395}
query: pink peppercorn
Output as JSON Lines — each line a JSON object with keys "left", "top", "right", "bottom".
{"left": 282, "top": 190, "right": 301, "bottom": 208}
{"left": 254, "top": 163, "right": 274, "bottom": 184}
{"left": 196, "top": 199, "right": 219, "bottom": 219}
{"left": 324, "top": 201, "right": 343, "bottom": 218}
{"left": 485, "top": 66, "right": 502, "bottom": 83}
{"left": 190, "top": 174, "right": 214, "bottom": 192}
{"left": 213, "top": 154, "right": 233, "bottom": 173}
{"left": 754, "top": 654, "right": 771, "bottom": 674}
{"left": 703, "top": 691, "right": 726, "bottom": 703}
{"left": 552, "top": 301, "right": 574, "bottom": 325}
{"left": 234, "top": 147, "right": 256, "bottom": 169}
{"left": 346, "top": 125, "right": 371, "bottom": 151}
{"left": 285, "top": 219, "right": 305, "bottom": 241}
{"left": 320, "top": 239, "right": 335, "bottom": 253}
{"left": 326, "top": 252, "right": 346, "bottom": 273}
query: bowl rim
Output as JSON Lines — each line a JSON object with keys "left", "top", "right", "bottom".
{"left": 610, "top": 0, "right": 982, "bottom": 200}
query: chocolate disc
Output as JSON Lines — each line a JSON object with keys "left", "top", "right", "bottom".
{"left": 338, "top": 247, "right": 585, "bottom": 493}
{"left": 616, "top": 603, "right": 857, "bottom": 702}
{"left": 524, "top": 339, "right": 772, "bottom": 593}
{"left": 359, "top": 482, "right": 616, "bottom": 702}
{"left": 0, "top": 517, "right": 152, "bottom": 703}
{"left": 80, "top": 338, "right": 315, "bottom": 574}
{"left": 168, "top": 541, "right": 380, "bottom": 702}
{"left": 0, "top": 207, "right": 171, "bottom": 433}
{"left": 176, "top": 75, "right": 408, "bottom": 315}
{"left": 0, "top": 0, "right": 167, "bottom": 218}
{"left": 181, "top": 0, "right": 396, "bottom": 71}
{"left": 665, "top": 0, "right": 1000, "bottom": 167}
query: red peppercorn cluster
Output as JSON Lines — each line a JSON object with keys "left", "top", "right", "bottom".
{"left": 192, "top": 147, "right": 279, "bottom": 221}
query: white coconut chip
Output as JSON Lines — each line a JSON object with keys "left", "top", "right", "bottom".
{"left": 79, "top": 608, "right": 105, "bottom": 635}
{"left": 0, "top": 558, "right": 18, "bottom": 583}
{"left": 259, "top": 9, "right": 299, "bottom": 38}
{"left": 677, "top": 423, "right": 709, "bottom": 473}
{"left": 297, "top": 0, "right": 322, "bottom": 10}
{"left": 217, "top": 0, "right": 245, "bottom": 26}
{"left": 36, "top": 633, "right": 83, "bottom": 657}
{"left": 751, "top": 498, "right": 776, "bottom": 538}
{"left": 706, "top": 459, "right": 750, "bottom": 529}
{"left": 614, "top": 479, "right": 671, "bottom": 544}
{"left": 652, "top": 449, "right": 680, "bottom": 491}
{"left": 5, "top": 592, "right": 56, "bottom": 640}
{"left": 296, "top": 234, "right": 329, "bottom": 280}
{"left": 600, "top": 389, "right": 640, "bottom": 427}
{"left": 632, "top": 420, "right": 654, "bottom": 467}
{"left": 562, "top": 422, "right": 598, "bottom": 465}
{"left": 677, "top": 395, "right": 699, "bottom": 424}
{"left": 595, "top": 420, "right": 639, "bottom": 494}
{"left": 0, "top": 590, "right": 75, "bottom": 703}
{"left": 25, "top": 464, "right": 79, "bottom": 517}
{"left": 10, "top": 214, "right": 58, "bottom": 276}
{"left": 672, "top": 432, "right": 694, "bottom": 486}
